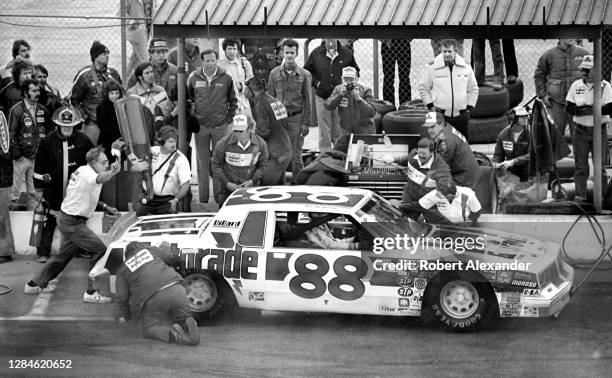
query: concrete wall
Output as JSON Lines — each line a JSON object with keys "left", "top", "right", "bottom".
{"left": 8, "top": 212, "right": 612, "bottom": 261}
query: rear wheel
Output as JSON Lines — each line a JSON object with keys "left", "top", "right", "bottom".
{"left": 184, "top": 271, "right": 230, "bottom": 323}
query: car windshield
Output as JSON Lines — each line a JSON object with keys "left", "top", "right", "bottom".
{"left": 357, "top": 194, "right": 432, "bottom": 238}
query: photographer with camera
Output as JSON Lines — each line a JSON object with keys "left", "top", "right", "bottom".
{"left": 324, "top": 66, "right": 376, "bottom": 143}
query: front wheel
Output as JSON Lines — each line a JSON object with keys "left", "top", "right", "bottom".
{"left": 184, "top": 271, "right": 230, "bottom": 323}
{"left": 428, "top": 274, "right": 497, "bottom": 331}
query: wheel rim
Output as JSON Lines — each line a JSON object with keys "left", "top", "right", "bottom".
{"left": 439, "top": 280, "right": 479, "bottom": 319}
{"left": 185, "top": 274, "right": 218, "bottom": 312}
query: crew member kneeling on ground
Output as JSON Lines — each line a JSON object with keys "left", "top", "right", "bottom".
{"left": 116, "top": 241, "right": 200, "bottom": 346}
{"left": 134, "top": 126, "right": 191, "bottom": 216}
{"left": 212, "top": 114, "right": 268, "bottom": 206}
{"left": 492, "top": 106, "right": 531, "bottom": 181}
{"left": 401, "top": 136, "right": 451, "bottom": 203}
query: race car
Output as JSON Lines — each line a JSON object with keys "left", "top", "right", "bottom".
{"left": 91, "top": 186, "right": 573, "bottom": 331}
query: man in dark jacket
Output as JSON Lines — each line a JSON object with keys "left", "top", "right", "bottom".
{"left": 116, "top": 241, "right": 200, "bottom": 346}
{"left": 127, "top": 38, "right": 178, "bottom": 96}
{"left": 0, "top": 57, "right": 33, "bottom": 119}
{"left": 493, "top": 106, "right": 531, "bottom": 181}
{"left": 33, "top": 105, "right": 93, "bottom": 263}
{"left": 248, "top": 78, "right": 292, "bottom": 185}
{"left": 188, "top": 49, "right": 238, "bottom": 203}
{"left": 422, "top": 112, "right": 480, "bottom": 189}
{"left": 402, "top": 137, "right": 452, "bottom": 203}
{"left": 304, "top": 39, "right": 359, "bottom": 153}
{"left": 0, "top": 111, "right": 15, "bottom": 263}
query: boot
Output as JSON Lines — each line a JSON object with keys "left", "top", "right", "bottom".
{"left": 170, "top": 317, "right": 200, "bottom": 346}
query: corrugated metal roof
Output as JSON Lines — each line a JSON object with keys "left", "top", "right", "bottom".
{"left": 153, "top": 0, "right": 611, "bottom": 38}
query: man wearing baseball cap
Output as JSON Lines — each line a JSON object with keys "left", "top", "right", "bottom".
{"left": 422, "top": 111, "right": 480, "bottom": 189}
{"left": 127, "top": 38, "right": 178, "bottom": 96}
{"left": 32, "top": 105, "right": 93, "bottom": 263}
{"left": 492, "top": 106, "right": 531, "bottom": 181}
{"left": 324, "top": 66, "right": 376, "bottom": 138}
{"left": 211, "top": 114, "right": 269, "bottom": 206}
{"left": 566, "top": 54, "right": 612, "bottom": 202}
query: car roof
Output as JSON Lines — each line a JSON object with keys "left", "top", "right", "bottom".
{"left": 224, "top": 186, "right": 372, "bottom": 209}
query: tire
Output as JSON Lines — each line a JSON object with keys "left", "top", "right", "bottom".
{"left": 382, "top": 109, "right": 428, "bottom": 134}
{"left": 427, "top": 272, "right": 497, "bottom": 332}
{"left": 471, "top": 86, "right": 510, "bottom": 118}
{"left": 370, "top": 99, "right": 396, "bottom": 116}
{"left": 398, "top": 99, "right": 427, "bottom": 110}
{"left": 467, "top": 114, "right": 508, "bottom": 144}
{"left": 504, "top": 78, "right": 524, "bottom": 108}
{"left": 373, "top": 112, "right": 382, "bottom": 133}
{"left": 184, "top": 271, "right": 233, "bottom": 324}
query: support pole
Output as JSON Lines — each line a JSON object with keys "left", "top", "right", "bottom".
{"left": 593, "top": 37, "right": 603, "bottom": 212}
{"left": 177, "top": 38, "right": 187, "bottom": 155}
{"left": 120, "top": 0, "right": 127, "bottom": 80}
{"left": 372, "top": 39, "right": 379, "bottom": 99}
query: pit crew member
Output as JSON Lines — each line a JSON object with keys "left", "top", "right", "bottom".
{"left": 492, "top": 106, "right": 531, "bottom": 181}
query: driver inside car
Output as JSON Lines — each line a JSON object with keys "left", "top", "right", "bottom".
{"left": 305, "top": 213, "right": 360, "bottom": 250}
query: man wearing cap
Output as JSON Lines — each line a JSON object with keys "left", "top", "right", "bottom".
{"left": 324, "top": 66, "right": 376, "bottom": 137}
{"left": 422, "top": 111, "right": 480, "bottom": 189}
{"left": 211, "top": 114, "right": 269, "bottom": 206}
{"left": 305, "top": 39, "right": 360, "bottom": 153}
{"left": 135, "top": 126, "right": 191, "bottom": 216}
{"left": 418, "top": 39, "right": 478, "bottom": 138}
{"left": 8, "top": 78, "right": 52, "bottom": 210}
{"left": 127, "top": 38, "right": 178, "bottom": 96}
{"left": 26, "top": 146, "right": 120, "bottom": 303}
{"left": 188, "top": 49, "right": 238, "bottom": 203}
{"left": 267, "top": 39, "right": 312, "bottom": 178}
{"left": 401, "top": 136, "right": 452, "bottom": 203}
{"left": 566, "top": 54, "right": 612, "bottom": 202}
{"left": 32, "top": 105, "right": 93, "bottom": 263}
{"left": 69, "top": 40, "right": 122, "bottom": 145}
{"left": 492, "top": 106, "right": 532, "bottom": 181}
{"left": 534, "top": 39, "right": 588, "bottom": 137}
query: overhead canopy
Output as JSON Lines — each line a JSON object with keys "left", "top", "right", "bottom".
{"left": 153, "top": 0, "right": 612, "bottom": 39}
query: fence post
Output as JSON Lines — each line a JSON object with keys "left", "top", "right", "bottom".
{"left": 593, "top": 37, "right": 603, "bottom": 212}
{"left": 372, "top": 39, "right": 379, "bottom": 99}
{"left": 177, "top": 38, "right": 187, "bottom": 154}
{"left": 120, "top": 0, "right": 127, "bottom": 81}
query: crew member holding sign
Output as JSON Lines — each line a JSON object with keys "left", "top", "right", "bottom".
{"left": 267, "top": 39, "right": 312, "bottom": 178}
{"left": 402, "top": 136, "right": 451, "bottom": 203}
{"left": 492, "top": 106, "right": 531, "bottom": 181}
{"left": 25, "top": 147, "right": 120, "bottom": 303}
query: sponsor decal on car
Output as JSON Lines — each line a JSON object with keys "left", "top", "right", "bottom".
{"left": 248, "top": 291, "right": 265, "bottom": 301}
{"left": 414, "top": 278, "right": 427, "bottom": 290}
{"left": 500, "top": 292, "right": 522, "bottom": 303}
{"left": 398, "top": 309, "right": 420, "bottom": 316}
{"left": 521, "top": 306, "right": 539, "bottom": 317}
{"left": 397, "top": 275, "right": 413, "bottom": 287}
{"left": 398, "top": 287, "right": 413, "bottom": 297}
{"left": 500, "top": 309, "right": 521, "bottom": 317}
{"left": 398, "top": 298, "right": 410, "bottom": 308}
{"left": 213, "top": 220, "right": 242, "bottom": 228}
{"left": 379, "top": 306, "right": 397, "bottom": 313}
{"left": 496, "top": 271, "right": 513, "bottom": 284}
{"left": 523, "top": 289, "right": 541, "bottom": 296}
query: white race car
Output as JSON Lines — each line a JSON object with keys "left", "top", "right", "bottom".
{"left": 92, "top": 186, "right": 573, "bottom": 331}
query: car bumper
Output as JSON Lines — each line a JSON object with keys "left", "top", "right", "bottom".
{"left": 522, "top": 263, "right": 574, "bottom": 317}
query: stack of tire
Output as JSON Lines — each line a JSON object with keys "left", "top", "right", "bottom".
{"left": 381, "top": 99, "right": 428, "bottom": 134}
{"left": 468, "top": 78, "right": 524, "bottom": 144}
{"left": 370, "top": 99, "right": 396, "bottom": 133}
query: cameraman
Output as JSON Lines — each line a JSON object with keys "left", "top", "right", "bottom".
{"left": 324, "top": 66, "right": 376, "bottom": 142}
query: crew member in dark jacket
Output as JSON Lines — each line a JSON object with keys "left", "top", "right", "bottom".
{"left": 33, "top": 106, "right": 93, "bottom": 262}
{"left": 0, "top": 121, "right": 15, "bottom": 263}
{"left": 492, "top": 106, "right": 531, "bottom": 181}
{"left": 116, "top": 241, "right": 200, "bottom": 346}
{"left": 402, "top": 137, "right": 452, "bottom": 203}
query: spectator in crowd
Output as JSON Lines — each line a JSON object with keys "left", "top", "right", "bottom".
{"left": 471, "top": 39, "right": 504, "bottom": 85}
{"left": 0, "top": 40, "right": 31, "bottom": 88}
{"left": 33, "top": 64, "right": 62, "bottom": 115}
{"left": 244, "top": 38, "right": 284, "bottom": 90}
{"left": 419, "top": 39, "right": 479, "bottom": 138}
{"left": 9, "top": 78, "right": 51, "bottom": 210}
{"left": 431, "top": 39, "right": 465, "bottom": 57}
{"left": 566, "top": 55, "right": 612, "bottom": 202}
{"left": 413, "top": 177, "right": 482, "bottom": 226}
{"left": 218, "top": 38, "right": 254, "bottom": 116}
{"left": 126, "top": 62, "right": 168, "bottom": 115}
{"left": 134, "top": 126, "right": 191, "bottom": 216}
{"left": 534, "top": 39, "right": 588, "bottom": 137}
{"left": 248, "top": 78, "right": 292, "bottom": 185}
{"left": 25, "top": 147, "right": 120, "bottom": 303}
{"left": 69, "top": 40, "right": 122, "bottom": 145}
{"left": 33, "top": 106, "right": 93, "bottom": 263}
{"left": 116, "top": 241, "right": 200, "bottom": 346}
{"left": 0, "top": 58, "right": 33, "bottom": 119}
{"left": 124, "top": 0, "right": 149, "bottom": 82}
{"left": 267, "top": 39, "right": 312, "bottom": 178}
{"left": 168, "top": 38, "right": 203, "bottom": 75}
{"left": 492, "top": 106, "right": 531, "bottom": 181}
{"left": 305, "top": 39, "right": 359, "bottom": 153}
{"left": 421, "top": 111, "right": 480, "bottom": 189}
{"left": 401, "top": 136, "right": 451, "bottom": 203}
{"left": 502, "top": 39, "right": 518, "bottom": 83}
{"left": 0, "top": 115, "right": 15, "bottom": 263}
{"left": 188, "top": 49, "right": 237, "bottom": 203}
{"left": 324, "top": 66, "right": 376, "bottom": 136}
{"left": 127, "top": 38, "right": 178, "bottom": 96}
{"left": 211, "top": 114, "right": 268, "bottom": 206}
{"left": 381, "top": 39, "right": 412, "bottom": 105}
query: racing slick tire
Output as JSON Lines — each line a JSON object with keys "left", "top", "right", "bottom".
{"left": 471, "top": 86, "right": 510, "bottom": 118}
{"left": 427, "top": 272, "right": 497, "bottom": 332}
{"left": 504, "top": 78, "right": 524, "bottom": 108}
{"left": 370, "top": 99, "right": 396, "bottom": 116}
{"left": 398, "top": 99, "right": 427, "bottom": 110}
{"left": 467, "top": 114, "right": 508, "bottom": 144}
{"left": 382, "top": 109, "right": 428, "bottom": 134}
{"left": 185, "top": 271, "right": 233, "bottom": 324}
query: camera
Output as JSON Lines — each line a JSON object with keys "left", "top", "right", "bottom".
{"left": 345, "top": 83, "right": 356, "bottom": 92}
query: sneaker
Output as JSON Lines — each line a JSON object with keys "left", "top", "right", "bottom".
{"left": 24, "top": 283, "right": 44, "bottom": 294}
{"left": 37, "top": 256, "right": 49, "bottom": 263}
{"left": 83, "top": 291, "right": 112, "bottom": 304}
